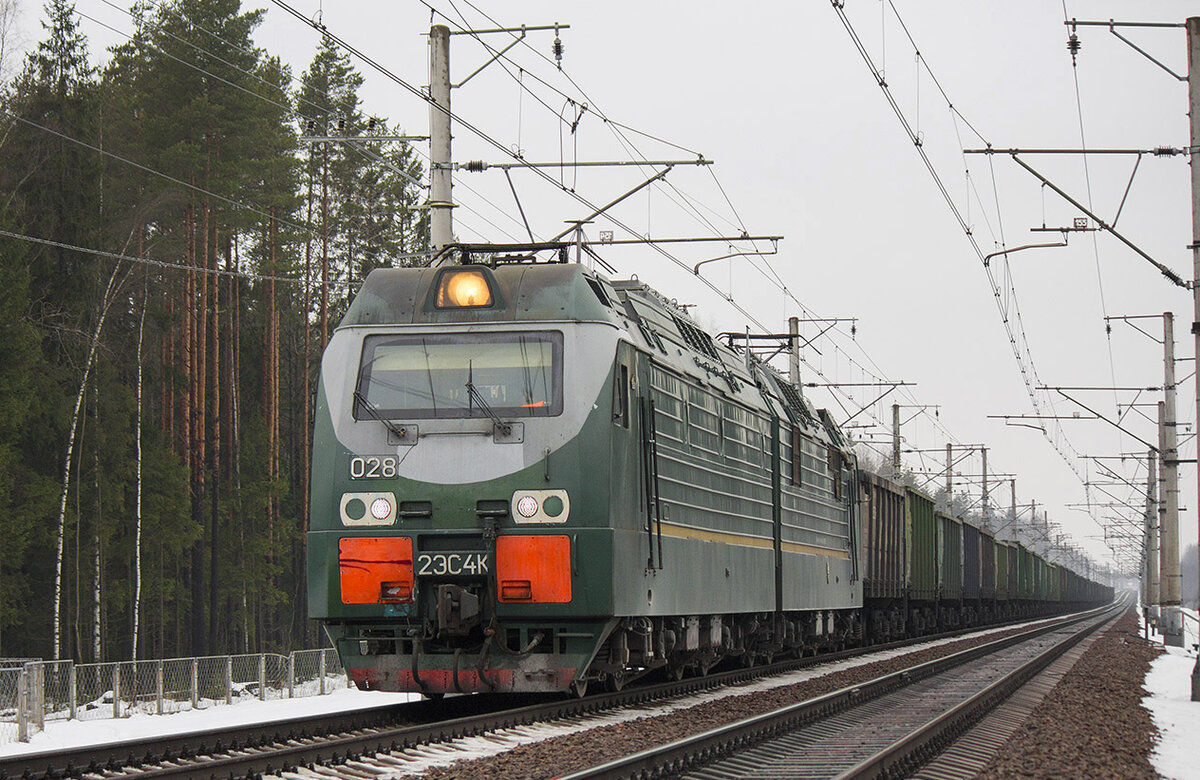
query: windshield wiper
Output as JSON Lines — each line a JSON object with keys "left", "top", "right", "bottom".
{"left": 465, "top": 362, "right": 512, "bottom": 436}
{"left": 353, "top": 391, "right": 409, "bottom": 441}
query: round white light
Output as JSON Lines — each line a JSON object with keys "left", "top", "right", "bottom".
{"left": 516, "top": 495, "right": 539, "bottom": 518}
{"left": 370, "top": 497, "right": 392, "bottom": 521}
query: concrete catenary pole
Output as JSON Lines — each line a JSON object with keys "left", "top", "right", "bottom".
{"left": 1146, "top": 448, "right": 1159, "bottom": 628}
{"left": 788, "top": 316, "right": 801, "bottom": 387}
{"left": 1186, "top": 15, "right": 1200, "bottom": 697}
{"left": 1161, "top": 313, "right": 1183, "bottom": 647}
{"left": 1158, "top": 399, "right": 1182, "bottom": 647}
{"left": 892, "top": 403, "right": 901, "bottom": 481}
{"left": 981, "top": 446, "right": 989, "bottom": 528}
{"left": 1010, "top": 480, "right": 1016, "bottom": 541}
{"left": 429, "top": 24, "right": 454, "bottom": 257}
{"left": 945, "top": 443, "right": 952, "bottom": 504}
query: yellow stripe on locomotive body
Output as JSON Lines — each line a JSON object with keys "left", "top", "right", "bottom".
{"left": 657, "top": 521, "right": 851, "bottom": 560}
{"left": 306, "top": 245, "right": 1112, "bottom": 697}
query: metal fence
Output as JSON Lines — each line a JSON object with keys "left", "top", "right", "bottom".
{"left": 0, "top": 649, "right": 345, "bottom": 745}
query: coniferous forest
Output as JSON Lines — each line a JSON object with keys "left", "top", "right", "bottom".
{"left": 0, "top": 0, "right": 428, "bottom": 661}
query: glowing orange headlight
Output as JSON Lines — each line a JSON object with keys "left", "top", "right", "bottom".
{"left": 437, "top": 269, "right": 493, "bottom": 307}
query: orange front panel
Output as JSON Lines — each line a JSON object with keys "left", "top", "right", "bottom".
{"left": 496, "top": 535, "right": 572, "bottom": 603}
{"left": 339, "top": 537, "right": 414, "bottom": 604}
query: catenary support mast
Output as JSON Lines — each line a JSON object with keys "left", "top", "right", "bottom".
{"left": 429, "top": 24, "right": 453, "bottom": 255}
{"left": 1161, "top": 314, "right": 1183, "bottom": 647}
{"left": 1186, "top": 14, "right": 1200, "bottom": 698}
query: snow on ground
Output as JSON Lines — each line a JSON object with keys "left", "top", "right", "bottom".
{"left": 0, "top": 614, "right": 1080, "bottom": 777}
{"left": 0, "top": 687, "right": 420, "bottom": 758}
{"left": 1141, "top": 604, "right": 1200, "bottom": 780}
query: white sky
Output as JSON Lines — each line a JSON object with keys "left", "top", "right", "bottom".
{"left": 9, "top": 1, "right": 1200, "bottom": 577}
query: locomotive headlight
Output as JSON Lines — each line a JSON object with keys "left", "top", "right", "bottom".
{"left": 369, "top": 496, "right": 393, "bottom": 521}
{"left": 437, "top": 269, "right": 493, "bottom": 308}
{"left": 516, "top": 494, "right": 539, "bottom": 518}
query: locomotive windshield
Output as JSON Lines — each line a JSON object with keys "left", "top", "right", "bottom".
{"left": 355, "top": 331, "right": 563, "bottom": 419}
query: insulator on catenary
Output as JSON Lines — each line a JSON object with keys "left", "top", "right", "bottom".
{"left": 1067, "top": 33, "right": 1081, "bottom": 57}
{"left": 552, "top": 25, "right": 564, "bottom": 69}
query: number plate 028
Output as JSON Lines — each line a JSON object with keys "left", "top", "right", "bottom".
{"left": 416, "top": 552, "right": 489, "bottom": 577}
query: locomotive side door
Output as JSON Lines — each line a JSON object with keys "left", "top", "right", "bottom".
{"left": 608, "top": 341, "right": 640, "bottom": 531}
{"left": 634, "top": 354, "right": 662, "bottom": 571}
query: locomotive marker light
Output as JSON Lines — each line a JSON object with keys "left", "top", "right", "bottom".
{"left": 511, "top": 489, "right": 571, "bottom": 524}
{"left": 436, "top": 268, "right": 493, "bottom": 308}
{"left": 516, "top": 494, "right": 539, "bottom": 518}
{"left": 339, "top": 492, "right": 397, "bottom": 526}
{"left": 370, "top": 496, "right": 393, "bottom": 521}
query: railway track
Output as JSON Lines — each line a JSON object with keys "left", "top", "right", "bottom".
{"left": 562, "top": 602, "right": 1123, "bottom": 779}
{"left": 0, "top": 608, "right": 1109, "bottom": 780}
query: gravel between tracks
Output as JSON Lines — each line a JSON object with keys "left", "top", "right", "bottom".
{"left": 418, "top": 617, "right": 1093, "bottom": 780}
{"left": 975, "top": 609, "right": 1161, "bottom": 780}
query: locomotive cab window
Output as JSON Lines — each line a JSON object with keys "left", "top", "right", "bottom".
{"left": 356, "top": 331, "right": 563, "bottom": 419}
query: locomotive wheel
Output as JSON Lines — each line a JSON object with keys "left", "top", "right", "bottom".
{"left": 668, "top": 664, "right": 686, "bottom": 681}
{"left": 605, "top": 672, "right": 626, "bottom": 692}
{"left": 571, "top": 679, "right": 588, "bottom": 698}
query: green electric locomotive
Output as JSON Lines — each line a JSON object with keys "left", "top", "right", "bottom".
{"left": 307, "top": 243, "right": 861, "bottom": 696}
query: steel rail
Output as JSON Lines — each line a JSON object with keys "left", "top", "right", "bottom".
{"left": 560, "top": 602, "right": 1121, "bottom": 779}
{"left": 834, "top": 605, "right": 1121, "bottom": 778}
{"left": 0, "top": 606, "right": 1110, "bottom": 780}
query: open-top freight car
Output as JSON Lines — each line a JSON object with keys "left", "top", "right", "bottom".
{"left": 307, "top": 244, "right": 1112, "bottom": 696}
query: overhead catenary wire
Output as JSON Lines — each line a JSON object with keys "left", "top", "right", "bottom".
{"left": 0, "top": 227, "right": 372, "bottom": 286}
{"left": 433, "top": 0, "right": 746, "bottom": 248}
{"left": 264, "top": 3, "right": 1062, "bottom": 531}
{"left": 424, "top": 3, "right": 923, "bottom": 411}
{"left": 832, "top": 1, "right": 1101, "bottom": 535}
{"left": 73, "top": 2, "right": 523, "bottom": 248}
{"left": 49, "top": 3, "right": 903, "bottom": 467}
{"left": 3, "top": 108, "right": 318, "bottom": 237}
{"left": 1061, "top": 0, "right": 1124, "bottom": 435}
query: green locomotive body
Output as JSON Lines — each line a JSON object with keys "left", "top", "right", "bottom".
{"left": 308, "top": 247, "right": 860, "bottom": 695}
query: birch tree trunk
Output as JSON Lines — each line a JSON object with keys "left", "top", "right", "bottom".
{"left": 92, "top": 380, "right": 101, "bottom": 662}
{"left": 133, "top": 275, "right": 146, "bottom": 660}
{"left": 53, "top": 261, "right": 128, "bottom": 660}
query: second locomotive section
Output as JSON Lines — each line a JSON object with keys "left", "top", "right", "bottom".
{"left": 308, "top": 253, "right": 861, "bottom": 696}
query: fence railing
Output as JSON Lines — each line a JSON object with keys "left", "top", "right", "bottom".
{"left": 0, "top": 649, "right": 345, "bottom": 745}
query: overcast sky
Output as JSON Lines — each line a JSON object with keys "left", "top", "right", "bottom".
{"left": 12, "top": 0, "right": 1200, "bottom": 577}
